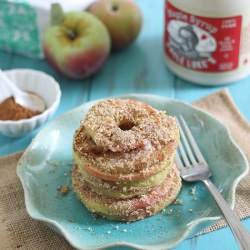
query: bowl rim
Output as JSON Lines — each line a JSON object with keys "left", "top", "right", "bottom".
{"left": 17, "top": 93, "right": 249, "bottom": 250}
{"left": 0, "top": 69, "right": 61, "bottom": 125}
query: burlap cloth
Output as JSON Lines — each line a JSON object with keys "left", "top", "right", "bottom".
{"left": 0, "top": 89, "right": 249, "bottom": 249}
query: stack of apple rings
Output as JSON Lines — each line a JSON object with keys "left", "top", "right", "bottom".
{"left": 72, "top": 99, "right": 182, "bottom": 221}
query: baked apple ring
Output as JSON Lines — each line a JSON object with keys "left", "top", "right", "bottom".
{"left": 75, "top": 163, "right": 170, "bottom": 199}
{"left": 72, "top": 98, "right": 181, "bottom": 221}
{"left": 73, "top": 125, "right": 178, "bottom": 181}
{"left": 72, "top": 163, "right": 182, "bottom": 222}
{"left": 83, "top": 99, "right": 177, "bottom": 152}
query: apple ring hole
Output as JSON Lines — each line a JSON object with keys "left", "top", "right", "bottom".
{"left": 119, "top": 120, "right": 135, "bottom": 131}
{"left": 111, "top": 4, "right": 119, "bottom": 11}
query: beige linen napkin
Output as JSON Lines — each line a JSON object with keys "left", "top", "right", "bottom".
{"left": 0, "top": 89, "right": 249, "bottom": 249}
{"left": 193, "top": 88, "right": 250, "bottom": 233}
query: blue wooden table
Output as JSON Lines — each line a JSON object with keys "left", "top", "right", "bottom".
{"left": 0, "top": 1, "right": 249, "bottom": 249}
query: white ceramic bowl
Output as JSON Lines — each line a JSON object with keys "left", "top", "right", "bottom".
{"left": 0, "top": 69, "right": 61, "bottom": 137}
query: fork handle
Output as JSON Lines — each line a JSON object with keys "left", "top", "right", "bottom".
{"left": 202, "top": 178, "right": 250, "bottom": 250}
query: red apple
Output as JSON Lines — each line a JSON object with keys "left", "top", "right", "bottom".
{"left": 43, "top": 4, "right": 111, "bottom": 79}
{"left": 88, "top": 0, "right": 142, "bottom": 51}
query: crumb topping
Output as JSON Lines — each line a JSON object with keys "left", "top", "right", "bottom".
{"left": 71, "top": 98, "right": 181, "bottom": 221}
{"left": 57, "top": 185, "right": 70, "bottom": 195}
{"left": 73, "top": 126, "right": 178, "bottom": 177}
{"left": 72, "top": 164, "right": 182, "bottom": 219}
{"left": 76, "top": 164, "right": 169, "bottom": 199}
{"left": 191, "top": 187, "right": 196, "bottom": 195}
{"left": 73, "top": 99, "right": 179, "bottom": 177}
{"left": 82, "top": 99, "right": 178, "bottom": 152}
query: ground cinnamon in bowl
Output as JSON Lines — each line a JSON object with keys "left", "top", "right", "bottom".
{"left": 0, "top": 96, "right": 41, "bottom": 121}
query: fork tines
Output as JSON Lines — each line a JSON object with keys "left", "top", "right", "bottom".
{"left": 175, "top": 115, "right": 207, "bottom": 168}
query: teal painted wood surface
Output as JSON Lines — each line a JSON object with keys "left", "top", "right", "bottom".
{"left": 0, "top": 0, "right": 249, "bottom": 249}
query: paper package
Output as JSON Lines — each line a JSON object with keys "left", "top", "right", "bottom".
{"left": 0, "top": 0, "right": 95, "bottom": 59}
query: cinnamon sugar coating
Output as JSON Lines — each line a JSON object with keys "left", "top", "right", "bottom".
{"left": 73, "top": 125, "right": 178, "bottom": 180}
{"left": 83, "top": 99, "right": 177, "bottom": 152}
{"left": 73, "top": 100, "right": 179, "bottom": 179}
{"left": 75, "top": 164, "right": 170, "bottom": 199}
{"left": 72, "top": 164, "right": 182, "bottom": 221}
{"left": 72, "top": 98, "right": 181, "bottom": 221}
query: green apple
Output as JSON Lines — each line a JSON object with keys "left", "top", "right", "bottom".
{"left": 43, "top": 4, "right": 111, "bottom": 79}
{"left": 88, "top": 0, "right": 142, "bottom": 51}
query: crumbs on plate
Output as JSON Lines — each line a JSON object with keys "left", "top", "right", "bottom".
{"left": 57, "top": 185, "right": 70, "bottom": 195}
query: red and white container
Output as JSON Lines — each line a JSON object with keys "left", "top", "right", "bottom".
{"left": 164, "top": 0, "right": 250, "bottom": 85}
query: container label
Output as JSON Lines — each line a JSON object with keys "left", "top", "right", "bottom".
{"left": 164, "top": 2, "right": 242, "bottom": 72}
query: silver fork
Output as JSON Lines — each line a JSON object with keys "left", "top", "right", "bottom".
{"left": 175, "top": 115, "right": 250, "bottom": 250}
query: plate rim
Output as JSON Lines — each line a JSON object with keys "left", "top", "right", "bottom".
{"left": 17, "top": 93, "right": 249, "bottom": 250}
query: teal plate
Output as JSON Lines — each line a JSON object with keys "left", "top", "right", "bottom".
{"left": 17, "top": 94, "right": 249, "bottom": 250}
